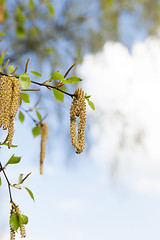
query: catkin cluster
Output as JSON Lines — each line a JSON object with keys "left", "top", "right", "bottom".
{"left": 0, "top": 76, "right": 21, "bottom": 148}
{"left": 10, "top": 204, "right": 26, "bottom": 239}
{"left": 10, "top": 206, "right": 15, "bottom": 240}
{"left": 70, "top": 88, "right": 86, "bottom": 154}
{"left": 40, "top": 122, "right": 48, "bottom": 174}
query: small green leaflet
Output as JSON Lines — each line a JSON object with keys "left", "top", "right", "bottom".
{"left": 53, "top": 88, "right": 64, "bottom": 102}
{"left": 21, "top": 92, "right": 30, "bottom": 103}
{"left": 0, "top": 32, "right": 4, "bottom": 36}
{"left": 36, "top": 110, "right": 42, "bottom": 121}
{"left": 19, "top": 214, "right": 28, "bottom": 225}
{"left": 6, "top": 155, "right": 21, "bottom": 165}
{"left": 18, "top": 174, "right": 23, "bottom": 184}
{"left": 31, "top": 71, "right": 42, "bottom": 77}
{"left": 19, "top": 111, "right": 25, "bottom": 123}
{"left": 0, "top": 52, "right": 3, "bottom": 66}
{"left": 62, "top": 76, "right": 83, "bottom": 84}
{"left": 47, "top": 2, "right": 54, "bottom": 15}
{"left": 86, "top": 99, "right": 95, "bottom": 111}
{"left": 32, "top": 125, "right": 41, "bottom": 137}
{"left": 19, "top": 73, "right": 31, "bottom": 89}
{"left": 0, "top": 177, "right": 1, "bottom": 186}
{"left": 51, "top": 72, "right": 64, "bottom": 81}
{"left": 2, "top": 143, "right": 17, "bottom": 148}
{"left": 8, "top": 65, "right": 15, "bottom": 73}
{"left": 25, "top": 187, "right": 34, "bottom": 201}
{"left": 10, "top": 213, "right": 19, "bottom": 232}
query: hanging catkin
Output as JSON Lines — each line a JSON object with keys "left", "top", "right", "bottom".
{"left": 40, "top": 122, "right": 48, "bottom": 174}
{"left": 70, "top": 88, "right": 86, "bottom": 154}
{"left": 0, "top": 76, "right": 21, "bottom": 148}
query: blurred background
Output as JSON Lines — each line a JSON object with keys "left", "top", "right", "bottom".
{"left": 1, "top": 0, "right": 160, "bottom": 239}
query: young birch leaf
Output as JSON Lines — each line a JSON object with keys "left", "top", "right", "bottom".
{"left": 32, "top": 126, "right": 41, "bottom": 137}
{"left": 53, "top": 88, "right": 64, "bottom": 102}
{"left": 19, "top": 111, "right": 25, "bottom": 123}
{"left": 0, "top": 177, "right": 1, "bottom": 186}
{"left": 7, "top": 156, "right": 21, "bottom": 165}
{"left": 10, "top": 213, "right": 20, "bottom": 232}
{"left": 19, "top": 214, "right": 28, "bottom": 225}
{"left": 51, "top": 72, "right": 64, "bottom": 81}
{"left": 0, "top": 32, "right": 4, "bottom": 36}
{"left": 36, "top": 110, "right": 42, "bottom": 121}
{"left": 19, "top": 73, "right": 31, "bottom": 89}
{"left": 25, "top": 187, "right": 34, "bottom": 201}
{"left": 8, "top": 65, "right": 15, "bottom": 73}
{"left": 18, "top": 174, "right": 23, "bottom": 184}
{"left": 21, "top": 92, "right": 30, "bottom": 103}
{"left": 31, "top": 71, "right": 42, "bottom": 77}
{"left": 0, "top": 52, "right": 4, "bottom": 66}
{"left": 47, "top": 3, "right": 54, "bottom": 15}
{"left": 87, "top": 99, "right": 95, "bottom": 111}
{"left": 62, "top": 76, "right": 83, "bottom": 84}
{"left": 2, "top": 143, "right": 17, "bottom": 148}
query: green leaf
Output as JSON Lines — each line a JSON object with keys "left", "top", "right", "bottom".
{"left": 87, "top": 99, "right": 95, "bottom": 111}
{"left": 7, "top": 155, "right": 21, "bottom": 165}
{"left": 19, "top": 73, "right": 31, "bottom": 89}
{"left": 53, "top": 88, "right": 64, "bottom": 102}
{"left": 47, "top": 3, "right": 54, "bottom": 15}
{"left": 8, "top": 65, "right": 15, "bottom": 73}
{"left": 25, "top": 187, "right": 34, "bottom": 201}
{"left": 0, "top": 177, "right": 1, "bottom": 186}
{"left": 85, "top": 93, "right": 91, "bottom": 99}
{"left": 19, "top": 111, "right": 25, "bottom": 123}
{"left": 31, "top": 71, "right": 42, "bottom": 77}
{"left": 19, "top": 214, "right": 28, "bottom": 225}
{"left": 20, "top": 92, "right": 30, "bottom": 103}
{"left": 2, "top": 143, "right": 17, "bottom": 148}
{"left": 18, "top": 174, "right": 23, "bottom": 184}
{"left": 32, "top": 126, "right": 41, "bottom": 137}
{"left": 51, "top": 72, "right": 64, "bottom": 81}
{"left": 10, "top": 213, "right": 20, "bottom": 232}
{"left": 28, "top": 0, "right": 34, "bottom": 9}
{"left": 36, "top": 110, "right": 42, "bottom": 121}
{"left": 62, "top": 76, "right": 83, "bottom": 84}
{"left": 16, "top": 24, "right": 26, "bottom": 38}
{"left": 0, "top": 32, "right": 4, "bottom": 36}
{"left": 0, "top": 52, "right": 4, "bottom": 66}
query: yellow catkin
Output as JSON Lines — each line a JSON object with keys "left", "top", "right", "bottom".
{"left": 0, "top": 76, "right": 7, "bottom": 127}
{"left": 10, "top": 206, "right": 16, "bottom": 240}
{"left": 40, "top": 122, "right": 48, "bottom": 174}
{"left": 14, "top": 205, "right": 26, "bottom": 238}
{"left": 0, "top": 75, "right": 21, "bottom": 148}
{"left": 10, "top": 77, "right": 21, "bottom": 118}
{"left": 70, "top": 88, "right": 86, "bottom": 154}
{"left": 3, "top": 77, "right": 12, "bottom": 130}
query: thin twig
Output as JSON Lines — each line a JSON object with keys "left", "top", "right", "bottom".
{"left": 31, "top": 80, "right": 75, "bottom": 97}
{"left": 0, "top": 162, "right": 13, "bottom": 203}
{"left": 64, "top": 62, "right": 77, "bottom": 78}
{"left": 10, "top": 65, "right": 19, "bottom": 75}
{"left": 25, "top": 58, "right": 31, "bottom": 73}
{"left": 21, "top": 88, "right": 40, "bottom": 91}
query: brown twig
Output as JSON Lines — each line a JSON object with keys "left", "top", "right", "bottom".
{"left": 0, "top": 162, "right": 13, "bottom": 203}
{"left": 64, "top": 61, "right": 77, "bottom": 78}
{"left": 25, "top": 58, "right": 31, "bottom": 73}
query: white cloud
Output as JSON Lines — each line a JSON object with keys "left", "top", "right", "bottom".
{"left": 78, "top": 37, "right": 160, "bottom": 195}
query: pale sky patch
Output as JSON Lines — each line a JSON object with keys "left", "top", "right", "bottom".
{"left": 79, "top": 37, "right": 160, "bottom": 195}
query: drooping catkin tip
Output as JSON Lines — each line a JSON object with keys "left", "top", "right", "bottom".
{"left": 70, "top": 88, "right": 86, "bottom": 154}
{"left": 40, "top": 122, "right": 48, "bottom": 174}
